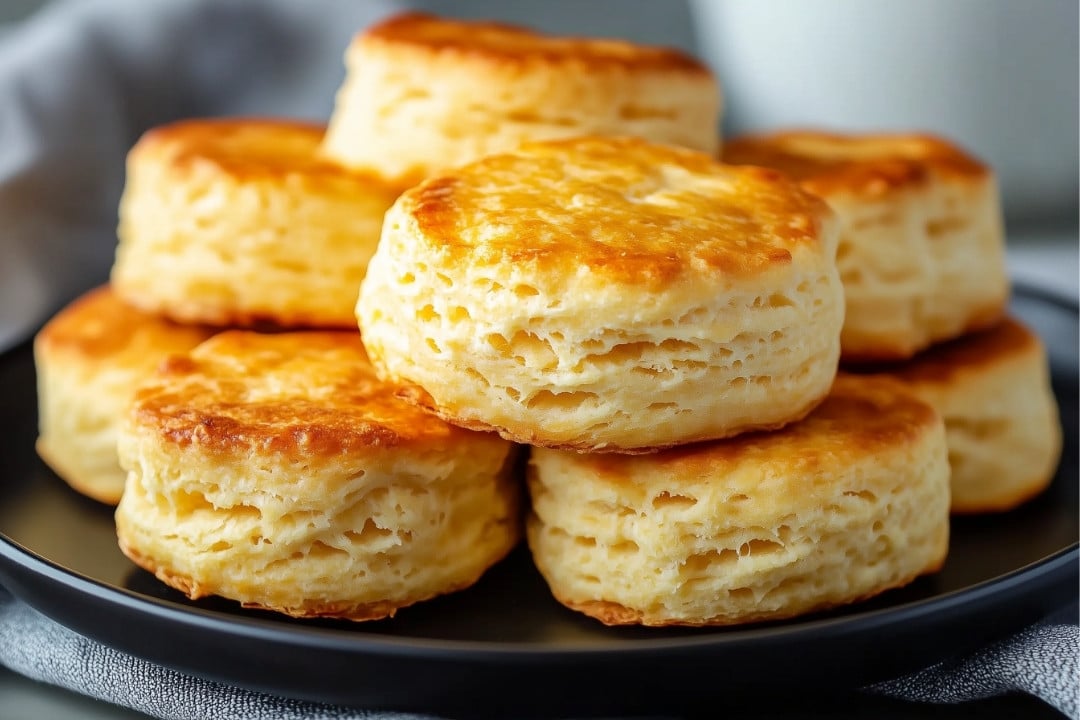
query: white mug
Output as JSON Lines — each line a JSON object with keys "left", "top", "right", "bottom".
{"left": 688, "top": 0, "right": 1079, "bottom": 229}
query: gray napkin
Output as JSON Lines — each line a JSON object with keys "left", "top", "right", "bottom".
{"left": 0, "top": 1, "right": 1076, "bottom": 719}
{"left": 1, "top": 585, "right": 1076, "bottom": 719}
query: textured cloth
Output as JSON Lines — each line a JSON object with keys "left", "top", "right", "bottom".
{"left": 870, "top": 603, "right": 1079, "bottom": 718}
{"left": 0, "top": 585, "right": 1076, "bottom": 719}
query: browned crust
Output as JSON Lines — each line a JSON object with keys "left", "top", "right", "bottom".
{"left": 131, "top": 331, "right": 486, "bottom": 459}
{"left": 357, "top": 11, "right": 712, "bottom": 75}
{"left": 391, "top": 379, "right": 828, "bottom": 455}
{"left": 400, "top": 136, "right": 833, "bottom": 287}
{"left": 130, "top": 117, "right": 403, "bottom": 190}
{"left": 723, "top": 130, "right": 990, "bottom": 198}
{"left": 34, "top": 285, "right": 215, "bottom": 360}
{"left": 842, "top": 313, "right": 1027, "bottom": 375}
{"left": 840, "top": 301, "right": 1009, "bottom": 364}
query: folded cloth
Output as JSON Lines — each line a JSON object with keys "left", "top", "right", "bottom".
{"left": 0, "top": 585, "right": 1076, "bottom": 719}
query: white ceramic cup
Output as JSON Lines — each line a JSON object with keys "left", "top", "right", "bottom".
{"left": 688, "top": 0, "right": 1079, "bottom": 228}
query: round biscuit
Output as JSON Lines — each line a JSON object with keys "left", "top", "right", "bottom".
{"left": 852, "top": 317, "right": 1062, "bottom": 513}
{"left": 723, "top": 130, "right": 1009, "bottom": 361}
{"left": 526, "top": 374, "right": 951, "bottom": 626}
{"left": 114, "top": 330, "right": 521, "bottom": 622}
{"left": 322, "top": 11, "right": 721, "bottom": 184}
{"left": 356, "top": 136, "right": 844, "bottom": 452}
{"left": 33, "top": 285, "right": 215, "bottom": 505}
{"left": 111, "top": 118, "right": 403, "bottom": 328}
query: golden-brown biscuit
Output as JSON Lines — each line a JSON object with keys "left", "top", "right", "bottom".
{"left": 33, "top": 285, "right": 215, "bottom": 505}
{"left": 114, "top": 331, "right": 520, "bottom": 622}
{"left": 322, "top": 12, "right": 722, "bottom": 184}
{"left": 357, "top": 136, "right": 844, "bottom": 452}
{"left": 723, "top": 130, "right": 1009, "bottom": 361}
{"left": 527, "top": 374, "right": 950, "bottom": 626}
{"left": 854, "top": 317, "right": 1062, "bottom": 513}
{"left": 111, "top": 118, "right": 404, "bottom": 329}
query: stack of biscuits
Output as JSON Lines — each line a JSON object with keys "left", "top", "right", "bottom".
{"left": 32, "top": 12, "right": 1061, "bottom": 627}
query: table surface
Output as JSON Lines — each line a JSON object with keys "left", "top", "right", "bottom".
{"left": 1, "top": 237, "right": 1076, "bottom": 719}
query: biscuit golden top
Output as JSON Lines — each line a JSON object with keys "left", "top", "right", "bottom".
{"left": 723, "top": 130, "right": 990, "bottom": 197}
{"left": 34, "top": 285, "right": 214, "bottom": 363}
{"left": 129, "top": 331, "right": 490, "bottom": 458}
{"left": 398, "top": 136, "right": 832, "bottom": 286}
{"left": 356, "top": 11, "right": 710, "bottom": 75}
{"left": 130, "top": 118, "right": 398, "bottom": 190}
{"left": 578, "top": 375, "right": 938, "bottom": 483}
{"left": 861, "top": 317, "right": 1041, "bottom": 385}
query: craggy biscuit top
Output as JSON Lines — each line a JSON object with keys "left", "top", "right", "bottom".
{"left": 129, "top": 118, "right": 399, "bottom": 192}
{"left": 356, "top": 11, "right": 711, "bottom": 75}
{"left": 129, "top": 331, "right": 491, "bottom": 458}
{"left": 855, "top": 317, "right": 1041, "bottom": 385}
{"left": 34, "top": 285, "right": 214, "bottom": 363}
{"left": 573, "top": 374, "right": 939, "bottom": 488}
{"left": 398, "top": 136, "right": 833, "bottom": 286}
{"left": 723, "top": 130, "right": 990, "bottom": 198}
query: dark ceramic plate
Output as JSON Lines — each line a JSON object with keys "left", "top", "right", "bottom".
{"left": 0, "top": 287, "right": 1076, "bottom": 717}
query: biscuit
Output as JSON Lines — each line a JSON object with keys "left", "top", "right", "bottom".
{"left": 114, "top": 331, "right": 520, "bottom": 621}
{"left": 526, "top": 374, "right": 950, "bottom": 626}
{"left": 855, "top": 317, "right": 1062, "bottom": 513}
{"left": 723, "top": 130, "right": 1009, "bottom": 361}
{"left": 357, "top": 136, "right": 844, "bottom": 452}
{"left": 33, "top": 285, "right": 215, "bottom": 505}
{"left": 322, "top": 12, "right": 721, "bottom": 184}
{"left": 111, "top": 118, "right": 403, "bottom": 329}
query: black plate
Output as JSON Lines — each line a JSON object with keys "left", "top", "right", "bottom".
{"left": 0, "top": 288, "right": 1076, "bottom": 717}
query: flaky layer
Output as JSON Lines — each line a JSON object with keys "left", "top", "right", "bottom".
{"left": 115, "top": 330, "right": 520, "bottom": 620}
{"left": 526, "top": 375, "right": 950, "bottom": 626}
{"left": 857, "top": 317, "right": 1062, "bottom": 513}
{"left": 357, "top": 137, "right": 843, "bottom": 451}
{"left": 111, "top": 118, "right": 403, "bottom": 328}
{"left": 322, "top": 12, "right": 721, "bottom": 183}
{"left": 33, "top": 286, "right": 214, "bottom": 504}
{"left": 724, "top": 130, "right": 1008, "bottom": 360}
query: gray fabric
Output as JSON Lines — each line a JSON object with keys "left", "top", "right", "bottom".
{"left": 870, "top": 604, "right": 1079, "bottom": 718}
{"left": 0, "top": 586, "right": 435, "bottom": 720}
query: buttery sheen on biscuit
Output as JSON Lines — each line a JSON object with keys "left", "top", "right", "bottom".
{"left": 527, "top": 375, "right": 950, "bottom": 626}
{"left": 858, "top": 317, "right": 1062, "bottom": 513}
{"left": 322, "top": 12, "right": 721, "bottom": 184}
{"left": 723, "top": 131, "right": 1009, "bottom": 361}
{"left": 34, "top": 285, "right": 214, "bottom": 505}
{"left": 111, "top": 118, "right": 403, "bottom": 328}
{"left": 114, "top": 331, "right": 520, "bottom": 621}
{"left": 356, "top": 136, "right": 844, "bottom": 452}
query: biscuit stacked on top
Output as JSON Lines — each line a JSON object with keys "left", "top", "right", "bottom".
{"left": 725, "top": 132, "right": 1062, "bottom": 514}
{"left": 345, "top": 17, "right": 952, "bottom": 625}
{"left": 29, "top": 12, "right": 1055, "bottom": 627}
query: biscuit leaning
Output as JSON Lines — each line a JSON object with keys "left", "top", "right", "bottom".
{"left": 115, "top": 331, "right": 520, "bottom": 621}
{"left": 527, "top": 374, "right": 951, "bottom": 626}
{"left": 111, "top": 118, "right": 403, "bottom": 329}
{"left": 322, "top": 11, "right": 721, "bottom": 184}
{"left": 855, "top": 317, "right": 1062, "bottom": 513}
{"left": 357, "top": 136, "right": 844, "bottom": 453}
{"left": 723, "top": 130, "right": 1008, "bottom": 361}
{"left": 34, "top": 285, "right": 215, "bottom": 505}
